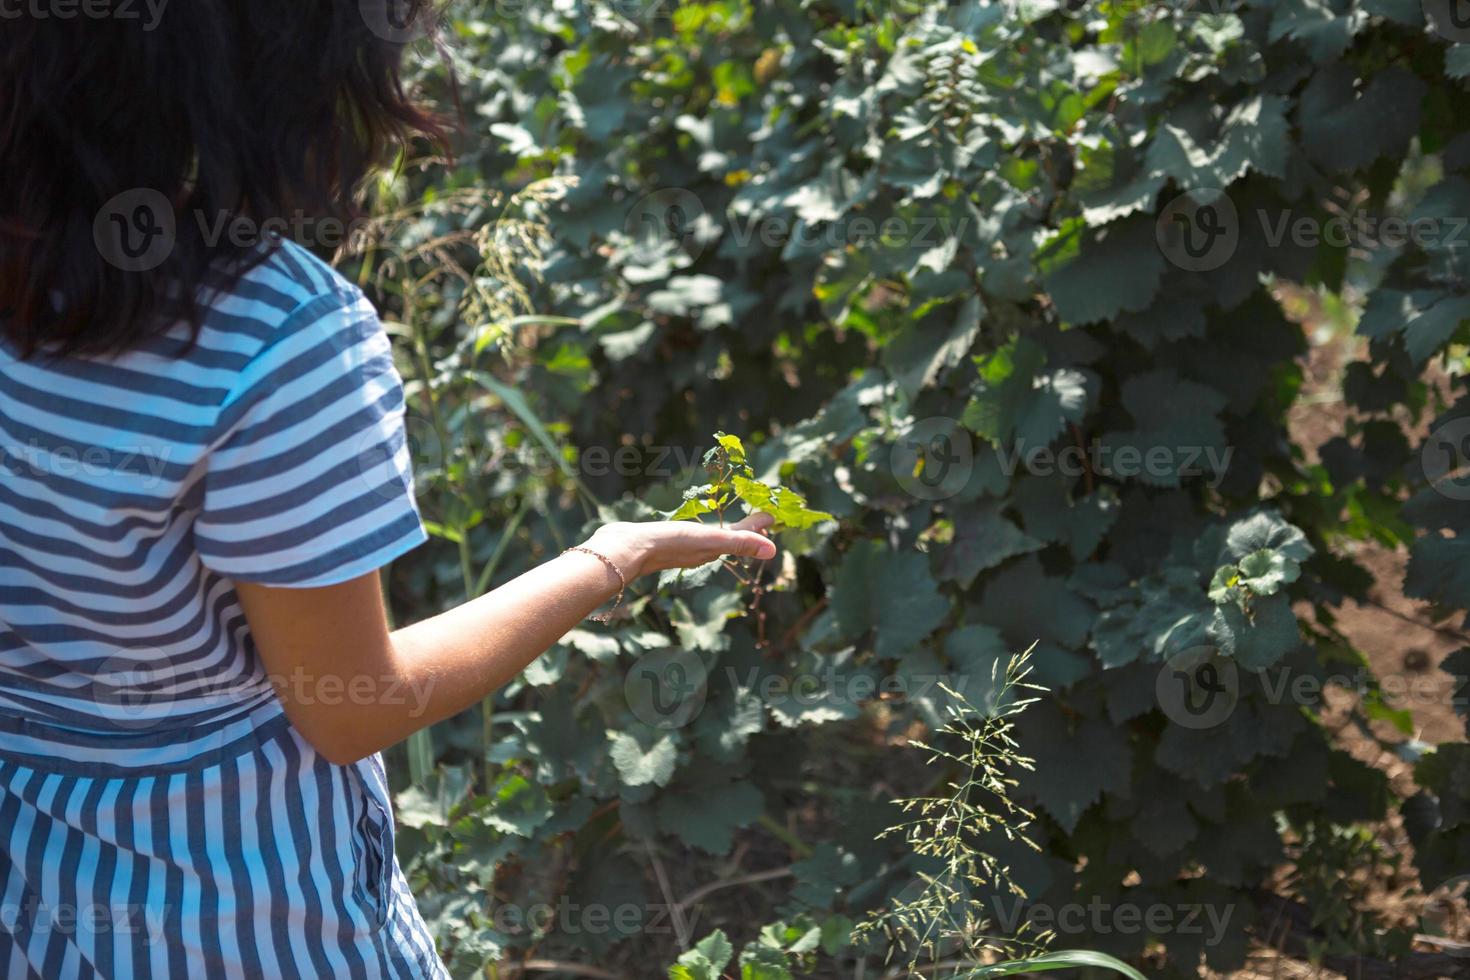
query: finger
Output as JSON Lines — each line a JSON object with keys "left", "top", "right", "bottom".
{"left": 719, "top": 530, "right": 777, "bottom": 561}
{"left": 730, "top": 512, "right": 775, "bottom": 533}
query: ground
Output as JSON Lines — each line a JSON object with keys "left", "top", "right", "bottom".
{"left": 1206, "top": 290, "right": 1470, "bottom": 978}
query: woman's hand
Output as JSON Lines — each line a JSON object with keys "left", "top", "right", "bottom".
{"left": 582, "top": 513, "right": 777, "bottom": 580}
{"left": 240, "top": 513, "right": 780, "bottom": 764}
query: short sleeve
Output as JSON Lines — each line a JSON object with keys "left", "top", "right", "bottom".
{"left": 195, "top": 286, "right": 428, "bottom": 587}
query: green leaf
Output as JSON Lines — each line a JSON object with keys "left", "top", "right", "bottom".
{"left": 1406, "top": 535, "right": 1470, "bottom": 609}
{"left": 483, "top": 773, "right": 555, "bottom": 837}
{"left": 936, "top": 501, "right": 1045, "bottom": 588}
{"left": 883, "top": 293, "right": 984, "bottom": 401}
{"left": 1098, "top": 369, "right": 1229, "bottom": 488}
{"left": 1358, "top": 289, "right": 1470, "bottom": 366}
{"left": 949, "top": 949, "right": 1148, "bottom": 980}
{"left": 394, "top": 766, "right": 473, "bottom": 831}
{"left": 1156, "top": 700, "right": 1306, "bottom": 786}
{"left": 978, "top": 555, "right": 1096, "bottom": 661}
{"left": 788, "top": 843, "right": 861, "bottom": 909}
{"left": 1208, "top": 565, "right": 1244, "bottom": 605}
{"left": 730, "top": 475, "right": 834, "bottom": 530}
{"left": 739, "top": 944, "right": 794, "bottom": 980}
{"left": 1236, "top": 548, "right": 1300, "bottom": 596}
{"left": 1450, "top": 45, "right": 1470, "bottom": 81}
{"left": 1133, "top": 19, "right": 1177, "bottom": 66}
{"left": 819, "top": 914, "right": 855, "bottom": 956}
{"left": 670, "top": 930, "right": 735, "bottom": 980}
{"left": 1016, "top": 701, "right": 1132, "bottom": 833}
{"left": 1442, "top": 648, "right": 1470, "bottom": 739}
{"left": 1012, "top": 477, "right": 1119, "bottom": 561}
{"left": 670, "top": 494, "right": 722, "bottom": 521}
{"left": 1076, "top": 140, "right": 1165, "bottom": 225}
{"left": 1298, "top": 65, "right": 1426, "bottom": 172}
{"left": 830, "top": 540, "right": 951, "bottom": 660}
{"left": 609, "top": 733, "right": 678, "bottom": 787}
{"left": 1114, "top": 291, "right": 1208, "bottom": 349}
{"left": 715, "top": 432, "right": 749, "bottom": 468}
{"left": 656, "top": 779, "right": 765, "bottom": 855}
{"left": 1222, "top": 512, "right": 1314, "bottom": 564}
{"left": 1208, "top": 593, "right": 1301, "bottom": 670}
{"left": 962, "top": 335, "right": 1094, "bottom": 449}
{"left": 1267, "top": 0, "right": 1361, "bottom": 63}
{"left": 1092, "top": 566, "right": 1214, "bottom": 668}
{"left": 1038, "top": 215, "right": 1165, "bottom": 325}
{"left": 1145, "top": 95, "right": 1290, "bottom": 187}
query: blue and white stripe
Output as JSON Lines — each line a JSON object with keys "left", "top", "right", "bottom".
{"left": 0, "top": 706, "right": 444, "bottom": 978}
{"left": 0, "top": 240, "right": 445, "bottom": 975}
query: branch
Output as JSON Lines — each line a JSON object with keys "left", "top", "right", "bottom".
{"left": 675, "top": 867, "right": 795, "bottom": 915}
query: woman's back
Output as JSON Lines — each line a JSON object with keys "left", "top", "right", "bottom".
{"left": 0, "top": 242, "right": 447, "bottom": 978}
{"left": 0, "top": 8, "right": 773, "bottom": 976}
{"left": 0, "top": 240, "right": 425, "bottom": 738}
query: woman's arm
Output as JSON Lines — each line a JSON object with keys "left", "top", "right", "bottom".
{"left": 234, "top": 515, "right": 777, "bottom": 765}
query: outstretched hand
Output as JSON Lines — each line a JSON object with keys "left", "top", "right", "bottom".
{"left": 583, "top": 513, "right": 777, "bottom": 580}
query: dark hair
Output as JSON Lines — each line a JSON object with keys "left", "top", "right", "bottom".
{"left": 0, "top": 2, "right": 447, "bottom": 358}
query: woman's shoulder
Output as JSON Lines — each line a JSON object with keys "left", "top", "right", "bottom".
{"left": 202, "top": 239, "right": 379, "bottom": 366}
{"left": 223, "top": 238, "right": 368, "bottom": 324}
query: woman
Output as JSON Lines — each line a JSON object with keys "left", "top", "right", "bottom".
{"left": 0, "top": 4, "right": 775, "bottom": 976}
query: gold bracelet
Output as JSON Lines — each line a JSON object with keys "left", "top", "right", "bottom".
{"left": 563, "top": 546, "right": 627, "bottom": 623}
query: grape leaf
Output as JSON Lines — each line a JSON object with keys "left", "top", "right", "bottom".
{"left": 656, "top": 778, "right": 765, "bottom": 856}
{"left": 936, "top": 500, "right": 1044, "bottom": 587}
{"left": 1236, "top": 548, "right": 1300, "bottom": 596}
{"left": 731, "top": 475, "right": 834, "bottom": 530}
{"left": 831, "top": 540, "right": 951, "bottom": 659}
{"left": 1098, "top": 370, "right": 1229, "bottom": 488}
{"left": 1038, "top": 215, "right": 1165, "bottom": 325}
{"left": 1145, "top": 95, "right": 1289, "bottom": 187}
{"left": 788, "top": 843, "right": 861, "bottom": 909}
{"left": 610, "top": 733, "right": 678, "bottom": 788}
{"left": 1405, "top": 535, "right": 1470, "bottom": 609}
{"left": 1016, "top": 702, "right": 1132, "bottom": 833}
{"left": 1207, "top": 593, "right": 1301, "bottom": 670}
{"left": 962, "top": 334, "right": 1094, "bottom": 449}
{"left": 1221, "top": 512, "right": 1314, "bottom": 564}
{"left": 1298, "top": 64, "right": 1426, "bottom": 172}
{"left": 883, "top": 293, "right": 984, "bottom": 401}
{"left": 670, "top": 930, "right": 735, "bottom": 980}
{"left": 1358, "top": 288, "right": 1470, "bottom": 366}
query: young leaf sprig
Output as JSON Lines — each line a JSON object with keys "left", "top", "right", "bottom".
{"left": 669, "top": 432, "right": 833, "bottom": 531}
{"left": 666, "top": 432, "right": 833, "bottom": 648}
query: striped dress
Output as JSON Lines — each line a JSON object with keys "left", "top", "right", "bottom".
{"left": 0, "top": 240, "right": 447, "bottom": 977}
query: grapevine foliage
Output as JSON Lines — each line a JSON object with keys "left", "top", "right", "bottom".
{"left": 365, "top": 0, "right": 1470, "bottom": 975}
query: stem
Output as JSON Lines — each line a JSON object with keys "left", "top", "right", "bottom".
{"left": 476, "top": 497, "right": 531, "bottom": 597}
{"left": 481, "top": 696, "right": 495, "bottom": 793}
{"left": 459, "top": 535, "right": 477, "bottom": 598}
{"left": 758, "top": 813, "right": 813, "bottom": 858}
{"left": 385, "top": 571, "right": 437, "bottom": 785}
